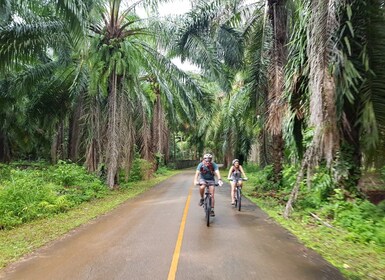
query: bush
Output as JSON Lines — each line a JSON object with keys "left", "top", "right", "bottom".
{"left": 0, "top": 162, "right": 107, "bottom": 229}
{"left": 0, "top": 173, "right": 67, "bottom": 228}
{"left": 155, "top": 166, "right": 172, "bottom": 176}
{"left": 297, "top": 168, "right": 334, "bottom": 210}
{"left": 317, "top": 191, "right": 385, "bottom": 246}
{"left": 0, "top": 164, "right": 11, "bottom": 182}
{"left": 249, "top": 165, "right": 278, "bottom": 191}
{"left": 127, "top": 158, "right": 153, "bottom": 182}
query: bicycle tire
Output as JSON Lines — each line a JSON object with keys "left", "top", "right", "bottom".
{"left": 206, "top": 196, "right": 211, "bottom": 227}
{"left": 237, "top": 188, "right": 241, "bottom": 211}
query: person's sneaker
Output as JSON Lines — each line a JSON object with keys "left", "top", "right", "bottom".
{"left": 210, "top": 210, "right": 215, "bottom": 216}
{"left": 199, "top": 198, "right": 204, "bottom": 206}
{"left": 231, "top": 201, "right": 235, "bottom": 205}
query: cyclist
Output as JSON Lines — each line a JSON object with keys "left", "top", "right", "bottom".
{"left": 227, "top": 159, "right": 247, "bottom": 205}
{"left": 194, "top": 153, "right": 223, "bottom": 216}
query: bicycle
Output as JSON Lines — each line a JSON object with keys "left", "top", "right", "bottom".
{"left": 229, "top": 178, "right": 247, "bottom": 211}
{"left": 197, "top": 182, "right": 219, "bottom": 227}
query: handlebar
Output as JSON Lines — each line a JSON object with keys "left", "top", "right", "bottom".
{"left": 196, "top": 183, "right": 220, "bottom": 186}
{"left": 228, "top": 178, "right": 248, "bottom": 181}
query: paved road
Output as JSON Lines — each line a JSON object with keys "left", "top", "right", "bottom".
{"left": 0, "top": 170, "right": 344, "bottom": 280}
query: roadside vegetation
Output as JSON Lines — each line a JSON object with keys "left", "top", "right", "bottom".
{"left": 0, "top": 161, "right": 179, "bottom": 269}
{"left": 243, "top": 164, "right": 385, "bottom": 280}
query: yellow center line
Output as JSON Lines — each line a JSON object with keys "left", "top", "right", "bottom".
{"left": 167, "top": 185, "right": 193, "bottom": 280}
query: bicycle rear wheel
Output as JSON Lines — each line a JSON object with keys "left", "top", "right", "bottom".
{"left": 206, "top": 196, "right": 212, "bottom": 227}
{"left": 237, "top": 188, "right": 241, "bottom": 211}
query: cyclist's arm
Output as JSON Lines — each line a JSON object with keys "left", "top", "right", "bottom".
{"left": 215, "top": 169, "right": 222, "bottom": 180}
{"left": 240, "top": 165, "right": 247, "bottom": 178}
{"left": 194, "top": 170, "right": 200, "bottom": 184}
{"left": 194, "top": 163, "right": 202, "bottom": 184}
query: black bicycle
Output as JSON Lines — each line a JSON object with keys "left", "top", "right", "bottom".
{"left": 198, "top": 182, "right": 219, "bottom": 227}
{"left": 229, "top": 178, "right": 247, "bottom": 211}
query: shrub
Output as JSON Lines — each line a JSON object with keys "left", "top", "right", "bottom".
{"left": 318, "top": 191, "right": 385, "bottom": 246}
{"left": 0, "top": 162, "right": 106, "bottom": 229}
{"left": 250, "top": 165, "right": 278, "bottom": 191}
{"left": 155, "top": 166, "right": 172, "bottom": 176}
{"left": 0, "top": 164, "right": 11, "bottom": 182}
{"left": 128, "top": 158, "right": 153, "bottom": 182}
{"left": 0, "top": 174, "right": 60, "bottom": 228}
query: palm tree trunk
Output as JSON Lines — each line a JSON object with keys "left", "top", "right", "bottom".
{"left": 266, "top": 0, "right": 288, "bottom": 183}
{"left": 68, "top": 94, "right": 84, "bottom": 161}
{"left": 307, "top": 0, "right": 340, "bottom": 166}
{"left": 85, "top": 95, "right": 103, "bottom": 173}
{"left": 51, "top": 121, "right": 65, "bottom": 163}
{"left": 106, "top": 70, "right": 120, "bottom": 188}
{"left": 285, "top": 0, "right": 341, "bottom": 217}
{"left": 0, "top": 130, "right": 11, "bottom": 162}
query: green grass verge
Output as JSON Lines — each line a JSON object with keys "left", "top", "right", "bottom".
{"left": 0, "top": 170, "right": 181, "bottom": 269}
{"left": 243, "top": 183, "right": 385, "bottom": 280}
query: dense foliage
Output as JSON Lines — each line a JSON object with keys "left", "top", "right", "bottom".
{"left": 0, "top": 162, "right": 106, "bottom": 228}
{"left": 0, "top": 160, "right": 173, "bottom": 229}
{"left": 245, "top": 164, "right": 385, "bottom": 247}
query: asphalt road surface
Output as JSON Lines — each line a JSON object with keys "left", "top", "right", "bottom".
{"left": 0, "top": 170, "right": 345, "bottom": 280}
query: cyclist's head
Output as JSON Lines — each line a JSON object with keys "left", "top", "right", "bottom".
{"left": 232, "top": 159, "right": 239, "bottom": 165}
{"left": 203, "top": 153, "right": 213, "bottom": 162}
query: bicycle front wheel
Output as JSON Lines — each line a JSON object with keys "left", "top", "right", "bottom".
{"left": 206, "top": 196, "right": 212, "bottom": 227}
{"left": 237, "top": 188, "right": 242, "bottom": 211}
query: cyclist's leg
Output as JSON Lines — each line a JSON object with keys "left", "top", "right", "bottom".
{"left": 209, "top": 184, "right": 215, "bottom": 207}
{"left": 198, "top": 179, "right": 207, "bottom": 205}
{"left": 230, "top": 181, "right": 236, "bottom": 204}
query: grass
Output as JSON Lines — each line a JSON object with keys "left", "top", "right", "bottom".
{"left": 0, "top": 170, "right": 181, "bottom": 269}
{"left": 242, "top": 182, "right": 385, "bottom": 280}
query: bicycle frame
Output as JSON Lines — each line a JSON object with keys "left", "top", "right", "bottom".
{"left": 198, "top": 182, "right": 219, "bottom": 227}
{"left": 229, "top": 178, "right": 247, "bottom": 211}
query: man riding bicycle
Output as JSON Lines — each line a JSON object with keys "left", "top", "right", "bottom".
{"left": 194, "top": 153, "right": 223, "bottom": 217}
{"left": 227, "top": 159, "right": 247, "bottom": 205}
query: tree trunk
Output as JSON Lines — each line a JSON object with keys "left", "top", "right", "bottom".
{"left": 51, "top": 121, "right": 65, "bottom": 164}
{"left": 307, "top": 1, "right": 340, "bottom": 167}
{"left": 106, "top": 70, "right": 121, "bottom": 189}
{"left": 68, "top": 95, "right": 84, "bottom": 162}
{"left": 85, "top": 95, "right": 103, "bottom": 174}
{"left": 265, "top": 0, "right": 288, "bottom": 183}
{"left": 285, "top": 0, "right": 341, "bottom": 217}
{"left": 0, "top": 130, "right": 11, "bottom": 162}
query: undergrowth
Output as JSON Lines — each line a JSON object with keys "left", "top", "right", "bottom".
{"left": 243, "top": 163, "right": 385, "bottom": 280}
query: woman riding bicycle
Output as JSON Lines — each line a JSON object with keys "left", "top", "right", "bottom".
{"left": 227, "top": 159, "right": 247, "bottom": 205}
{"left": 194, "top": 153, "right": 223, "bottom": 217}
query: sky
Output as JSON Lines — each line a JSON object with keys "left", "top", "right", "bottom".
{"left": 158, "top": 0, "right": 192, "bottom": 16}
{"left": 159, "top": 0, "right": 199, "bottom": 72}
{"left": 137, "top": 0, "right": 199, "bottom": 72}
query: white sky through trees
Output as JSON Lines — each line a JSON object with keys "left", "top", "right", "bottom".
{"left": 136, "top": 0, "right": 199, "bottom": 72}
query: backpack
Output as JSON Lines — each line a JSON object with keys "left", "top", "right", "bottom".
{"left": 200, "top": 161, "right": 214, "bottom": 175}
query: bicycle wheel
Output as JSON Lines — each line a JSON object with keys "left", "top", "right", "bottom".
{"left": 234, "top": 189, "right": 238, "bottom": 208}
{"left": 237, "top": 188, "right": 242, "bottom": 211}
{"left": 206, "top": 196, "right": 212, "bottom": 227}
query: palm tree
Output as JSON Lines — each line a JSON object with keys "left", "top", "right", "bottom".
{"left": 264, "top": 0, "right": 288, "bottom": 182}
{"left": 87, "top": 0, "right": 207, "bottom": 187}
{"left": 0, "top": 0, "right": 91, "bottom": 162}
{"left": 284, "top": 0, "right": 385, "bottom": 217}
